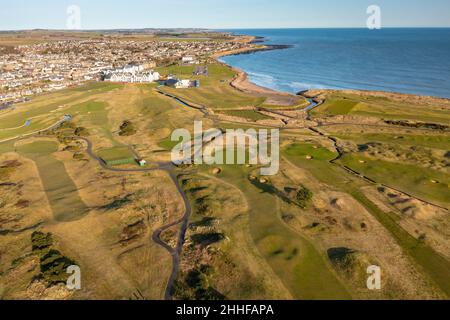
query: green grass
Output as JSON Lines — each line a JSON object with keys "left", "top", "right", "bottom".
{"left": 158, "top": 136, "right": 182, "bottom": 151}
{"left": 338, "top": 154, "right": 450, "bottom": 207}
{"left": 335, "top": 133, "right": 450, "bottom": 150}
{"left": 16, "top": 140, "right": 59, "bottom": 154}
{"left": 0, "top": 83, "right": 121, "bottom": 142}
{"left": 198, "top": 163, "right": 351, "bottom": 299}
{"left": 17, "top": 141, "right": 88, "bottom": 222}
{"left": 283, "top": 144, "right": 450, "bottom": 297}
{"left": 312, "top": 93, "right": 450, "bottom": 125}
{"left": 284, "top": 143, "right": 338, "bottom": 161}
{"left": 312, "top": 98, "right": 358, "bottom": 116}
{"left": 0, "top": 140, "right": 15, "bottom": 153}
{"left": 97, "top": 146, "right": 136, "bottom": 165}
{"left": 157, "top": 63, "right": 265, "bottom": 109}
{"left": 69, "top": 81, "right": 122, "bottom": 93}
{"left": 349, "top": 190, "right": 450, "bottom": 297}
{"left": 67, "top": 100, "right": 120, "bottom": 146}
{"left": 260, "top": 100, "right": 310, "bottom": 110}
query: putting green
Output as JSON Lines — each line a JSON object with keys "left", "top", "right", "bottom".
{"left": 338, "top": 154, "right": 450, "bottom": 207}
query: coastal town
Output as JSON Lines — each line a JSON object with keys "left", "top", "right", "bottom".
{"left": 0, "top": 36, "right": 257, "bottom": 107}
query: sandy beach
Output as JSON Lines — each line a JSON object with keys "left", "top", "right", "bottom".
{"left": 214, "top": 37, "right": 304, "bottom": 107}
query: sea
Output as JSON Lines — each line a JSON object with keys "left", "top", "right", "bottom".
{"left": 219, "top": 28, "right": 450, "bottom": 98}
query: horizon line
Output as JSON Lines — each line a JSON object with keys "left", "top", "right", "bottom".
{"left": 2, "top": 26, "right": 450, "bottom": 32}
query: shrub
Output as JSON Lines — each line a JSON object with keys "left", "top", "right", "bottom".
{"left": 39, "top": 249, "right": 76, "bottom": 285}
{"left": 31, "top": 232, "right": 77, "bottom": 286}
{"left": 74, "top": 126, "right": 89, "bottom": 136}
{"left": 119, "top": 120, "right": 136, "bottom": 136}
{"left": 73, "top": 152, "right": 85, "bottom": 160}
{"left": 296, "top": 185, "right": 313, "bottom": 209}
{"left": 31, "top": 231, "right": 53, "bottom": 253}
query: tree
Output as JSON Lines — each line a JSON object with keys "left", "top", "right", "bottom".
{"left": 296, "top": 185, "right": 313, "bottom": 209}
{"left": 119, "top": 120, "right": 136, "bottom": 136}
{"left": 74, "top": 126, "right": 89, "bottom": 136}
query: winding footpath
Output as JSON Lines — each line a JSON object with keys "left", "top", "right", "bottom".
{"left": 74, "top": 137, "right": 191, "bottom": 300}
{"left": 0, "top": 129, "right": 191, "bottom": 300}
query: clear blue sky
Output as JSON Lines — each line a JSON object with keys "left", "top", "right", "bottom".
{"left": 1, "top": 0, "right": 450, "bottom": 30}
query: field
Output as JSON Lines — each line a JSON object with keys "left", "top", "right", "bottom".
{"left": 157, "top": 64, "right": 266, "bottom": 109}
{"left": 338, "top": 154, "right": 450, "bottom": 207}
{"left": 0, "top": 81, "right": 194, "bottom": 299}
{"left": 199, "top": 164, "right": 351, "bottom": 299}
{"left": 311, "top": 92, "right": 450, "bottom": 125}
{"left": 0, "top": 57, "right": 449, "bottom": 300}
{"left": 334, "top": 133, "right": 450, "bottom": 150}
{"left": 0, "top": 30, "right": 231, "bottom": 47}
{"left": 16, "top": 140, "right": 89, "bottom": 222}
{"left": 97, "top": 147, "right": 137, "bottom": 166}
{"left": 283, "top": 142, "right": 450, "bottom": 297}
{"left": 216, "top": 110, "right": 273, "bottom": 121}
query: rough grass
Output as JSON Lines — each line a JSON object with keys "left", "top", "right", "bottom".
{"left": 283, "top": 144, "right": 450, "bottom": 297}
{"left": 312, "top": 93, "right": 450, "bottom": 124}
{"left": 350, "top": 190, "right": 450, "bottom": 297}
{"left": 201, "top": 164, "right": 351, "bottom": 300}
{"left": 335, "top": 133, "right": 450, "bottom": 150}
{"left": 217, "top": 110, "right": 272, "bottom": 121}
{"left": 312, "top": 98, "right": 358, "bottom": 116}
{"left": 0, "top": 83, "right": 121, "bottom": 142}
{"left": 338, "top": 154, "right": 450, "bottom": 207}
{"left": 17, "top": 141, "right": 88, "bottom": 222}
{"left": 97, "top": 146, "right": 135, "bottom": 161}
{"left": 284, "top": 143, "right": 337, "bottom": 161}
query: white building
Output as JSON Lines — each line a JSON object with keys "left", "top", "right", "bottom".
{"left": 105, "top": 71, "right": 160, "bottom": 83}
{"left": 103, "top": 64, "right": 160, "bottom": 83}
{"left": 181, "top": 56, "right": 198, "bottom": 65}
{"left": 165, "top": 78, "right": 200, "bottom": 89}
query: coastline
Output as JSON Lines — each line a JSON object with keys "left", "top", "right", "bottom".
{"left": 215, "top": 35, "right": 450, "bottom": 105}
{"left": 214, "top": 37, "right": 304, "bottom": 106}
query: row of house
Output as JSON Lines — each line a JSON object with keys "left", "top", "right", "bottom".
{"left": 102, "top": 64, "right": 160, "bottom": 83}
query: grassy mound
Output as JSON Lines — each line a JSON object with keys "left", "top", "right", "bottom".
{"left": 31, "top": 232, "right": 76, "bottom": 286}
{"left": 327, "top": 247, "right": 376, "bottom": 286}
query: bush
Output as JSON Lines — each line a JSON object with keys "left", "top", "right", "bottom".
{"left": 31, "top": 232, "right": 77, "bottom": 286}
{"left": 296, "top": 185, "right": 313, "bottom": 209}
{"left": 174, "top": 267, "right": 227, "bottom": 301}
{"left": 73, "top": 152, "right": 85, "bottom": 160}
{"left": 39, "top": 249, "right": 76, "bottom": 285}
{"left": 74, "top": 127, "right": 89, "bottom": 136}
{"left": 191, "top": 233, "right": 225, "bottom": 247}
{"left": 119, "top": 120, "right": 136, "bottom": 136}
{"left": 31, "top": 231, "right": 53, "bottom": 253}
